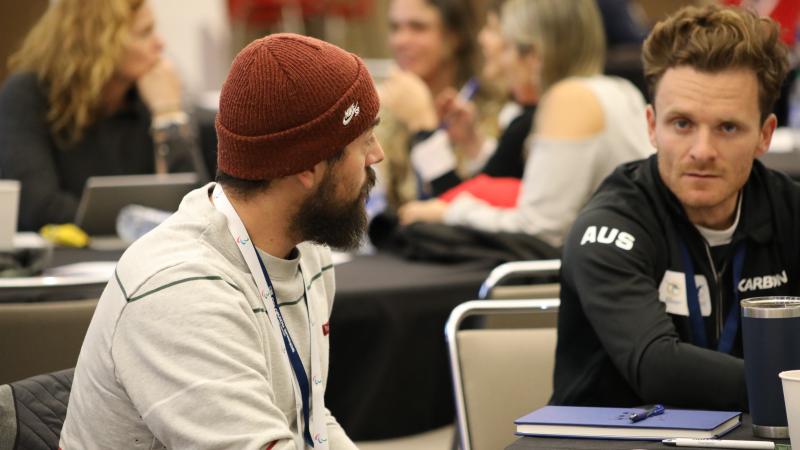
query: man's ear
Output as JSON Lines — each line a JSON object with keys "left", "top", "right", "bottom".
{"left": 294, "top": 160, "right": 328, "bottom": 190}
{"left": 755, "top": 113, "right": 777, "bottom": 158}
{"left": 645, "top": 104, "right": 657, "bottom": 149}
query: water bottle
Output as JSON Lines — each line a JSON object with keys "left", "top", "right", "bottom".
{"left": 116, "top": 204, "right": 172, "bottom": 243}
{"left": 356, "top": 184, "right": 388, "bottom": 255}
{"left": 365, "top": 188, "right": 387, "bottom": 221}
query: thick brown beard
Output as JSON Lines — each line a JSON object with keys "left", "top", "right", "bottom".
{"left": 291, "top": 166, "right": 376, "bottom": 250}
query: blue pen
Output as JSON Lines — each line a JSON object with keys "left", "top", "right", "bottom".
{"left": 438, "top": 77, "right": 480, "bottom": 130}
{"left": 456, "top": 77, "right": 480, "bottom": 102}
{"left": 629, "top": 404, "right": 665, "bottom": 423}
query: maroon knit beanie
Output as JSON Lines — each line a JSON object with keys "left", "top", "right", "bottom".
{"left": 216, "top": 33, "right": 380, "bottom": 180}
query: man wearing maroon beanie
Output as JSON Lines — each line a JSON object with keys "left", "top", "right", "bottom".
{"left": 61, "top": 34, "right": 382, "bottom": 449}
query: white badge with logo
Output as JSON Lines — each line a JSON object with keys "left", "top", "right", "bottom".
{"left": 658, "top": 270, "right": 712, "bottom": 317}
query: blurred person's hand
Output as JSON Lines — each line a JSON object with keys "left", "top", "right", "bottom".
{"left": 398, "top": 198, "right": 448, "bottom": 225}
{"left": 378, "top": 69, "right": 437, "bottom": 133}
{"left": 137, "top": 58, "right": 183, "bottom": 119}
{"left": 436, "top": 88, "right": 484, "bottom": 158}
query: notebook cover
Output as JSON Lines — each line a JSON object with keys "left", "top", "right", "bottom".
{"left": 515, "top": 406, "right": 740, "bottom": 431}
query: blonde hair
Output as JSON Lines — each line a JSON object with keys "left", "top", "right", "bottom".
{"left": 642, "top": 5, "right": 789, "bottom": 122}
{"left": 500, "top": 0, "right": 605, "bottom": 91}
{"left": 9, "top": 0, "right": 145, "bottom": 147}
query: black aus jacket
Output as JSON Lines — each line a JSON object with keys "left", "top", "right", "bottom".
{"left": 551, "top": 154, "right": 800, "bottom": 411}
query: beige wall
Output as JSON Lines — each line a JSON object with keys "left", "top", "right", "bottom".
{"left": 342, "top": 0, "right": 391, "bottom": 58}
{"left": 633, "top": 0, "right": 714, "bottom": 26}
{"left": 0, "top": 0, "right": 49, "bottom": 84}
{"left": 151, "top": 0, "right": 233, "bottom": 100}
{"left": 230, "top": 0, "right": 394, "bottom": 58}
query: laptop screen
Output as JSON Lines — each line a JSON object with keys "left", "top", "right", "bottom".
{"left": 74, "top": 173, "right": 199, "bottom": 236}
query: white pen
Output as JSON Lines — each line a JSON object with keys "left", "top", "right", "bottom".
{"left": 662, "top": 438, "right": 775, "bottom": 449}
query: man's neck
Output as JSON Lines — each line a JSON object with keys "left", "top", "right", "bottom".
{"left": 225, "top": 190, "right": 299, "bottom": 259}
{"left": 685, "top": 193, "right": 740, "bottom": 230}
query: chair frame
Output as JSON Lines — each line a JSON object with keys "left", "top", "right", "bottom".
{"left": 445, "top": 299, "right": 560, "bottom": 450}
{"left": 478, "top": 260, "right": 561, "bottom": 299}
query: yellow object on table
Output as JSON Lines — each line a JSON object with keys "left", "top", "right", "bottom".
{"left": 39, "top": 224, "right": 90, "bottom": 248}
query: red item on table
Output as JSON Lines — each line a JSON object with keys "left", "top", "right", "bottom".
{"left": 439, "top": 174, "right": 521, "bottom": 208}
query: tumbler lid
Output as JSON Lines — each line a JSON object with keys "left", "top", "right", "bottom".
{"left": 741, "top": 297, "right": 800, "bottom": 318}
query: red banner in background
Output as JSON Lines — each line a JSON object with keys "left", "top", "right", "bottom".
{"left": 724, "top": 0, "right": 800, "bottom": 45}
{"left": 228, "top": 0, "right": 374, "bottom": 26}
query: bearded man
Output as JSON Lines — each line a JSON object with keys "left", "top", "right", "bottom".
{"left": 61, "top": 34, "right": 383, "bottom": 449}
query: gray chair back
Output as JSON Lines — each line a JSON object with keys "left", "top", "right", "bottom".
{"left": 0, "top": 299, "right": 96, "bottom": 384}
{"left": 446, "top": 299, "right": 559, "bottom": 450}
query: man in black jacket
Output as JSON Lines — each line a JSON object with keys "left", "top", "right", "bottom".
{"left": 552, "top": 5, "right": 795, "bottom": 411}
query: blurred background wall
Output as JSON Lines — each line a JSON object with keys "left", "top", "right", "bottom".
{"left": 1, "top": 0, "right": 709, "bottom": 96}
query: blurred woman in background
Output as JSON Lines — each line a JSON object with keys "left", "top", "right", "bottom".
{"left": 386, "top": 0, "right": 477, "bottom": 99}
{"left": 399, "top": 0, "right": 654, "bottom": 249}
{"left": 376, "top": 0, "right": 503, "bottom": 210}
{"left": 0, "top": 0, "right": 203, "bottom": 231}
{"left": 405, "top": 0, "right": 539, "bottom": 199}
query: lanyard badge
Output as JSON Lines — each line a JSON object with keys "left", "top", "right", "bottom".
{"left": 212, "top": 184, "right": 329, "bottom": 449}
{"left": 679, "top": 240, "right": 746, "bottom": 354}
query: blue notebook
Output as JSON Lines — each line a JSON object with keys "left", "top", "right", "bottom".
{"left": 514, "top": 406, "right": 741, "bottom": 440}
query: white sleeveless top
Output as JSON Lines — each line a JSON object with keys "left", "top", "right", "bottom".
{"left": 444, "top": 75, "right": 654, "bottom": 247}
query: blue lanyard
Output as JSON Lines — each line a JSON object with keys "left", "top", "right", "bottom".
{"left": 254, "top": 251, "right": 314, "bottom": 448}
{"left": 678, "top": 241, "right": 746, "bottom": 354}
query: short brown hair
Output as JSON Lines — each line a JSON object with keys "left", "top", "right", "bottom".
{"left": 642, "top": 5, "right": 789, "bottom": 122}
